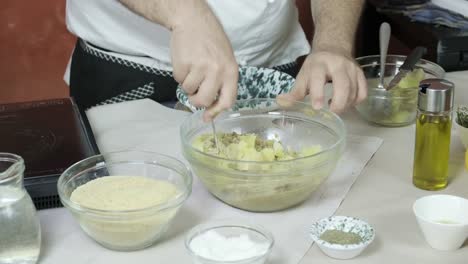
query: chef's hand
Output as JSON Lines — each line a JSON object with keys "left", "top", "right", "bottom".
{"left": 170, "top": 5, "right": 238, "bottom": 122}
{"left": 278, "top": 48, "right": 367, "bottom": 113}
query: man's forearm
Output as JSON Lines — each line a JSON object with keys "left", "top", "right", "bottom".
{"left": 119, "top": 0, "right": 213, "bottom": 30}
{"left": 310, "top": 0, "right": 364, "bottom": 56}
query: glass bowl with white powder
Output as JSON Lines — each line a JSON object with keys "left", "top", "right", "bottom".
{"left": 57, "top": 151, "right": 192, "bottom": 251}
{"left": 185, "top": 220, "right": 274, "bottom": 264}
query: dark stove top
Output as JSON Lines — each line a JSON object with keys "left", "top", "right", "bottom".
{"left": 0, "top": 98, "right": 97, "bottom": 209}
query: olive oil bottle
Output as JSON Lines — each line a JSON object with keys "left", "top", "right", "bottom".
{"left": 413, "top": 79, "right": 454, "bottom": 190}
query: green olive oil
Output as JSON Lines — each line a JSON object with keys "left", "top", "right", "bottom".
{"left": 413, "top": 113, "right": 452, "bottom": 190}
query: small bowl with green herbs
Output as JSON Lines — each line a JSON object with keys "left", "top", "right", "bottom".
{"left": 310, "top": 216, "right": 375, "bottom": 260}
{"left": 455, "top": 106, "right": 468, "bottom": 149}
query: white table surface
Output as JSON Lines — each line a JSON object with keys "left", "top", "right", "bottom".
{"left": 300, "top": 71, "right": 468, "bottom": 263}
{"left": 37, "top": 71, "right": 468, "bottom": 263}
{"left": 49, "top": 97, "right": 380, "bottom": 264}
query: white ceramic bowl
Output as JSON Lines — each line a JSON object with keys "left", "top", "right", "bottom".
{"left": 413, "top": 195, "right": 468, "bottom": 251}
{"left": 310, "top": 216, "right": 375, "bottom": 260}
{"left": 454, "top": 119, "right": 468, "bottom": 150}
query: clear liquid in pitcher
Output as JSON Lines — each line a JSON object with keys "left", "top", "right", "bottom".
{"left": 0, "top": 186, "right": 41, "bottom": 264}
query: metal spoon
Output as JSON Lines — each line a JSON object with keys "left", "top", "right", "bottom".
{"left": 379, "top": 22, "right": 391, "bottom": 89}
{"left": 211, "top": 120, "right": 221, "bottom": 153}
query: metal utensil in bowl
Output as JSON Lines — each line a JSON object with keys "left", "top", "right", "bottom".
{"left": 386, "top": 46, "right": 428, "bottom": 91}
{"left": 379, "top": 22, "right": 391, "bottom": 89}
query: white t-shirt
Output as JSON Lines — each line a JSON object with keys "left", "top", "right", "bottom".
{"left": 65, "top": 0, "right": 310, "bottom": 71}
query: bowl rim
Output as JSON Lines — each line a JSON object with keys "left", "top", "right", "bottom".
{"left": 57, "top": 150, "right": 193, "bottom": 216}
{"left": 180, "top": 98, "right": 346, "bottom": 165}
{"left": 356, "top": 54, "right": 444, "bottom": 69}
{"left": 184, "top": 219, "right": 274, "bottom": 263}
{"left": 365, "top": 88, "right": 419, "bottom": 99}
{"left": 356, "top": 54, "right": 445, "bottom": 82}
{"left": 310, "top": 216, "right": 375, "bottom": 251}
{"left": 356, "top": 54, "right": 445, "bottom": 102}
{"left": 413, "top": 195, "right": 468, "bottom": 227}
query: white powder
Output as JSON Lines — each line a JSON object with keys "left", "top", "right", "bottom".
{"left": 189, "top": 230, "right": 270, "bottom": 262}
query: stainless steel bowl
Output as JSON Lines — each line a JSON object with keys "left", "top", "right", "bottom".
{"left": 355, "top": 55, "right": 445, "bottom": 127}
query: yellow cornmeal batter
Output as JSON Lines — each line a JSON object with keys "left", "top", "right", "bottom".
{"left": 70, "top": 176, "right": 180, "bottom": 211}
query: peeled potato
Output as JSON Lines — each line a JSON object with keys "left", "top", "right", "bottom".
{"left": 193, "top": 132, "right": 322, "bottom": 162}
{"left": 397, "top": 68, "right": 425, "bottom": 89}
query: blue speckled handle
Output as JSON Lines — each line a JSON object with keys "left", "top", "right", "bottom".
{"left": 176, "top": 66, "right": 296, "bottom": 112}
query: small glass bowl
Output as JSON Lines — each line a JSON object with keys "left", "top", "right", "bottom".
{"left": 185, "top": 220, "right": 274, "bottom": 264}
{"left": 355, "top": 55, "right": 445, "bottom": 127}
{"left": 57, "top": 150, "right": 192, "bottom": 251}
{"left": 310, "top": 216, "right": 375, "bottom": 260}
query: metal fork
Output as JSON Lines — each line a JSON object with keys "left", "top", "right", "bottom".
{"left": 211, "top": 120, "right": 221, "bottom": 153}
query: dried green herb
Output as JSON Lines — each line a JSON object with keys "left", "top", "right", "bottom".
{"left": 319, "top": 229, "right": 363, "bottom": 245}
{"left": 456, "top": 106, "right": 468, "bottom": 128}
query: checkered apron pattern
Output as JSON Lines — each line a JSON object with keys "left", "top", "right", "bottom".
{"left": 69, "top": 39, "right": 299, "bottom": 111}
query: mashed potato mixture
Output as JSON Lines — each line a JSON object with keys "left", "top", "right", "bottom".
{"left": 189, "top": 132, "right": 331, "bottom": 211}
{"left": 192, "top": 132, "right": 322, "bottom": 162}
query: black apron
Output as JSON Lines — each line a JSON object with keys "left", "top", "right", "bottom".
{"left": 69, "top": 39, "right": 299, "bottom": 111}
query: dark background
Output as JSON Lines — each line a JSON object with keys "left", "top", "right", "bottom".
{"left": 0, "top": 0, "right": 462, "bottom": 104}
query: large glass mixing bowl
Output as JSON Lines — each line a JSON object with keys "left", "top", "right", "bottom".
{"left": 180, "top": 98, "right": 346, "bottom": 212}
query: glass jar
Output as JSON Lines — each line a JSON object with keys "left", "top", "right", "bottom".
{"left": 413, "top": 79, "right": 454, "bottom": 190}
{"left": 0, "top": 153, "right": 41, "bottom": 264}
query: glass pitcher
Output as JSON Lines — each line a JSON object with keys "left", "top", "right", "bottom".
{"left": 0, "top": 153, "right": 41, "bottom": 264}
